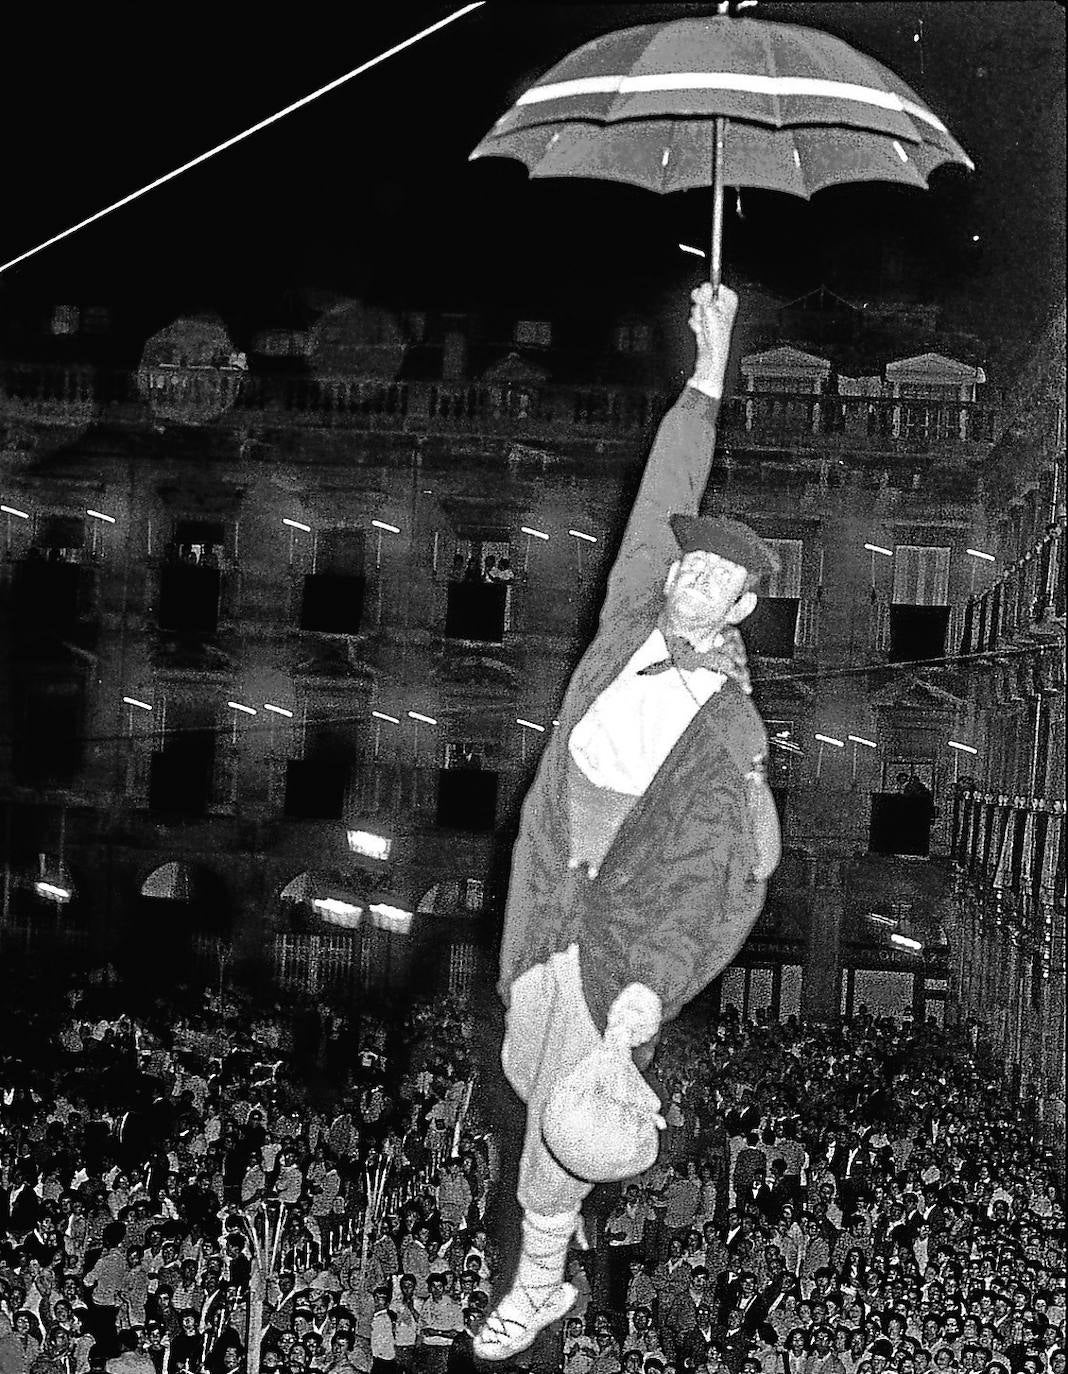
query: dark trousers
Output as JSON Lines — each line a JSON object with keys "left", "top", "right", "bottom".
{"left": 607, "top": 1243, "right": 641, "bottom": 1313}
{"left": 89, "top": 1302, "right": 120, "bottom": 1356}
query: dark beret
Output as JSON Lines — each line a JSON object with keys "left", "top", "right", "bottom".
{"left": 669, "top": 515, "right": 781, "bottom": 577}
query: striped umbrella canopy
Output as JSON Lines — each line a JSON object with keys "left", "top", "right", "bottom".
{"left": 470, "top": 15, "right": 973, "bottom": 288}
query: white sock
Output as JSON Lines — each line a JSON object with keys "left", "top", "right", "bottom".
{"left": 473, "top": 1208, "right": 579, "bottom": 1360}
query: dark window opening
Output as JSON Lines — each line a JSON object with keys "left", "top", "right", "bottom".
{"left": 888, "top": 604, "right": 949, "bottom": 662}
{"left": 437, "top": 767, "right": 499, "bottom": 832}
{"left": 284, "top": 759, "right": 349, "bottom": 819}
{"left": 36, "top": 514, "right": 86, "bottom": 555}
{"left": 445, "top": 582, "right": 508, "bottom": 643}
{"left": 13, "top": 561, "right": 85, "bottom": 627}
{"left": 300, "top": 574, "right": 366, "bottom": 634}
{"left": 285, "top": 724, "right": 355, "bottom": 819}
{"left": 149, "top": 729, "right": 215, "bottom": 816}
{"left": 158, "top": 564, "right": 221, "bottom": 634}
{"left": 12, "top": 682, "right": 84, "bottom": 787}
{"left": 301, "top": 528, "right": 367, "bottom": 634}
{"left": 170, "top": 519, "right": 226, "bottom": 566}
{"left": 744, "top": 597, "right": 798, "bottom": 659}
{"left": 869, "top": 793, "right": 933, "bottom": 858}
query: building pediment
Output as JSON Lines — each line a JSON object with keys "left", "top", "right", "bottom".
{"left": 481, "top": 351, "right": 551, "bottom": 384}
{"left": 870, "top": 672, "right": 966, "bottom": 711}
{"left": 741, "top": 345, "right": 832, "bottom": 376}
{"left": 886, "top": 353, "right": 986, "bottom": 384}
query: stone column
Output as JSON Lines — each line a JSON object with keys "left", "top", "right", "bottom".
{"left": 802, "top": 849, "right": 844, "bottom": 1021}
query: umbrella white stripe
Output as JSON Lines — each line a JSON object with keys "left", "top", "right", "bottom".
{"left": 517, "top": 73, "right": 949, "bottom": 135}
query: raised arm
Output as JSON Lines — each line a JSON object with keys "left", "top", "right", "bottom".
{"left": 598, "top": 284, "right": 738, "bottom": 629}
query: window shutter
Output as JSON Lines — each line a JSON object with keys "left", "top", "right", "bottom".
{"left": 893, "top": 545, "right": 949, "bottom": 605}
{"left": 763, "top": 539, "right": 803, "bottom": 598}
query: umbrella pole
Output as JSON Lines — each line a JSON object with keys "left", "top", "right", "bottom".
{"left": 709, "top": 115, "right": 725, "bottom": 293}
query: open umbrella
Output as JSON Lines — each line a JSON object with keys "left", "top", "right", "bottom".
{"left": 470, "top": 14, "right": 973, "bottom": 289}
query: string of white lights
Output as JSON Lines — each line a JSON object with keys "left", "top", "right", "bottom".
{"left": 0, "top": 4, "right": 485, "bottom": 276}
{"left": 0, "top": 637, "right": 1051, "bottom": 753}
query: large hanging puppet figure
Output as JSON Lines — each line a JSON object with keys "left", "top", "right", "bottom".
{"left": 474, "top": 283, "right": 783, "bottom": 1361}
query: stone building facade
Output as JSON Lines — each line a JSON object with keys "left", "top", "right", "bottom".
{"left": 945, "top": 308, "right": 1066, "bottom": 1141}
{"left": 3, "top": 290, "right": 1054, "bottom": 1071}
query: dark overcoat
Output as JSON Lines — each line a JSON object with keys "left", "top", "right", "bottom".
{"left": 499, "top": 388, "right": 782, "bottom": 1030}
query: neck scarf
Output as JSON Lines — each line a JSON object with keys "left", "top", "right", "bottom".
{"left": 639, "top": 619, "right": 752, "bottom": 695}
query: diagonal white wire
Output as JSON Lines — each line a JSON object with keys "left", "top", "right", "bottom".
{"left": 0, "top": 2, "right": 485, "bottom": 276}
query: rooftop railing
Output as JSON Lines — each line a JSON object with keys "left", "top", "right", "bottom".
{"left": 0, "top": 361, "right": 998, "bottom": 457}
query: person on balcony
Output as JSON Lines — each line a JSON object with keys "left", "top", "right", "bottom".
{"left": 475, "top": 284, "right": 783, "bottom": 1362}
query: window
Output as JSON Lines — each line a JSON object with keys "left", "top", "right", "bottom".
{"left": 159, "top": 564, "right": 220, "bottom": 634}
{"left": 51, "top": 305, "right": 80, "bottom": 335}
{"left": 13, "top": 560, "right": 86, "bottom": 629}
{"left": 35, "top": 513, "right": 86, "bottom": 559}
{"left": 437, "top": 731, "right": 499, "bottom": 832}
{"left": 514, "top": 319, "right": 552, "bottom": 348}
{"left": 12, "top": 678, "right": 85, "bottom": 787}
{"left": 445, "top": 536, "right": 512, "bottom": 643}
{"left": 149, "top": 697, "right": 216, "bottom": 816}
{"left": 170, "top": 519, "right": 226, "bottom": 566}
{"left": 745, "top": 539, "right": 802, "bottom": 659}
{"left": 893, "top": 545, "right": 949, "bottom": 605}
{"left": 80, "top": 306, "right": 111, "bottom": 335}
{"left": 614, "top": 323, "right": 652, "bottom": 353}
{"left": 301, "top": 527, "right": 367, "bottom": 635}
{"left": 869, "top": 767, "right": 934, "bottom": 858}
{"left": 889, "top": 544, "right": 950, "bottom": 662}
{"left": 158, "top": 519, "right": 227, "bottom": 635}
{"left": 283, "top": 711, "right": 356, "bottom": 820}
{"left": 761, "top": 538, "right": 803, "bottom": 599}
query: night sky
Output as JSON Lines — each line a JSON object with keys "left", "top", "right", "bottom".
{"left": 0, "top": 2, "right": 1063, "bottom": 352}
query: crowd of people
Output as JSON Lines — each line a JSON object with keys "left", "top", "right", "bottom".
{"left": 0, "top": 961, "right": 1063, "bottom": 1374}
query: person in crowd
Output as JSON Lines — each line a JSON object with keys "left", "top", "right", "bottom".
{"left": 0, "top": 945, "right": 1063, "bottom": 1374}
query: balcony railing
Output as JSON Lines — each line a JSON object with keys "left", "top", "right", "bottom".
{"left": 0, "top": 362, "right": 999, "bottom": 456}
{"left": 950, "top": 789, "right": 1065, "bottom": 950}
{"left": 958, "top": 520, "right": 1066, "bottom": 656}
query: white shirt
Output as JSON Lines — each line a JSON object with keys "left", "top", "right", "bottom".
{"left": 569, "top": 629, "right": 725, "bottom": 796}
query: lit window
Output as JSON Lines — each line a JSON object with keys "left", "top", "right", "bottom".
{"left": 514, "top": 319, "right": 552, "bottom": 348}
{"left": 614, "top": 323, "right": 652, "bottom": 353}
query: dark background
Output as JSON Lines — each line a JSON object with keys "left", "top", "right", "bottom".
{"left": 0, "top": 2, "right": 1063, "bottom": 353}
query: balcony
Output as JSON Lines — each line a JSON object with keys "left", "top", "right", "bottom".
{"left": 0, "top": 363, "right": 999, "bottom": 462}
{"left": 959, "top": 521, "right": 1065, "bottom": 656}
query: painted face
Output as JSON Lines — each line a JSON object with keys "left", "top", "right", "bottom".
{"left": 663, "top": 551, "right": 751, "bottom": 643}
